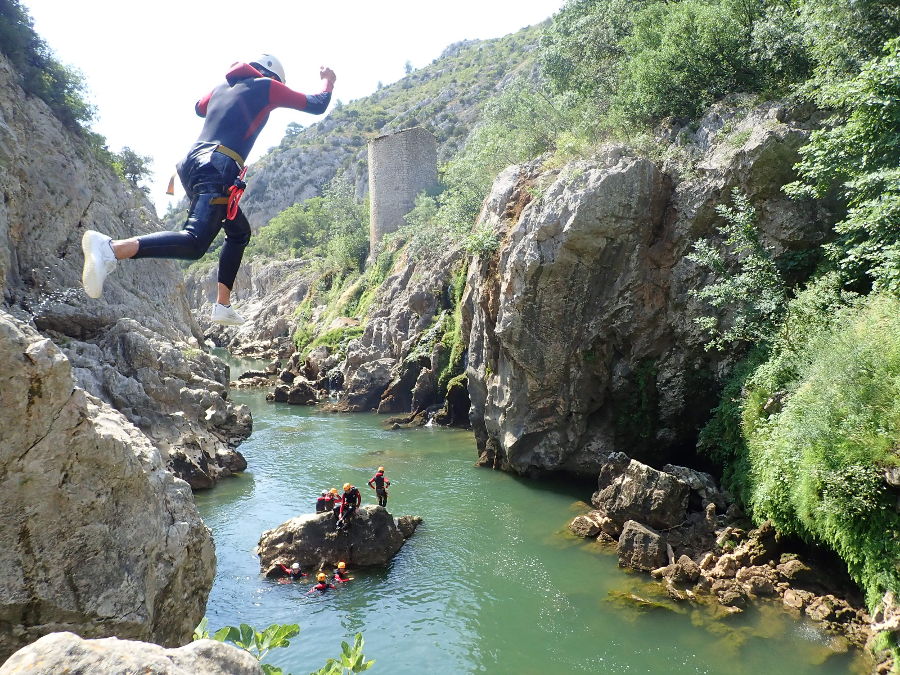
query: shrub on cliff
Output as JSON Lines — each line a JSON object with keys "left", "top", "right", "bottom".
{"left": 707, "top": 281, "right": 900, "bottom": 607}
{"left": 0, "top": 0, "right": 94, "bottom": 130}
{"left": 786, "top": 38, "right": 900, "bottom": 294}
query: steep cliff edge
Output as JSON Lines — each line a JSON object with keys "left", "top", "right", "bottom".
{"left": 463, "top": 102, "right": 829, "bottom": 476}
{"left": 0, "top": 312, "right": 215, "bottom": 661}
{"left": 0, "top": 52, "right": 251, "bottom": 487}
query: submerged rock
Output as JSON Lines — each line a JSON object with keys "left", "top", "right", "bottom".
{"left": 256, "top": 505, "right": 422, "bottom": 571}
{"left": 0, "top": 313, "right": 215, "bottom": 661}
{"left": 0, "top": 633, "right": 261, "bottom": 675}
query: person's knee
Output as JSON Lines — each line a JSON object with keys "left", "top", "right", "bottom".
{"left": 225, "top": 215, "right": 251, "bottom": 248}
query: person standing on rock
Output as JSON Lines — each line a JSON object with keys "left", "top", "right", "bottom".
{"left": 336, "top": 482, "right": 361, "bottom": 532}
{"left": 367, "top": 466, "right": 390, "bottom": 508}
{"left": 81, "top": 55, "right": 336, "bottom": 326}
{"left": 307, "top": 571, "right": 336, "bottom": 594}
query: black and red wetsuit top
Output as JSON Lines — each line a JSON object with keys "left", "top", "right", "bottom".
{"left": 307, "top": 581, "right": 336, "bottom": 594}
{"left": 194, "top": 62, "right": 332, "bottom": 161}
{"left": 368, "top": 471, "right": 388, "bottom": 490}
{"left": 333, "top": 569, "right": 351, "bottom": 583}
{"left": 316, "top": 496, "right": 328, "bottom": 513}
{"left": 277, "top": 563, "right": 306, "bottom": 578}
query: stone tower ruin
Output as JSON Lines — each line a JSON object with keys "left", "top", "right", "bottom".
{"left": 368, "top": 127, "right": 438, "bottom": 256}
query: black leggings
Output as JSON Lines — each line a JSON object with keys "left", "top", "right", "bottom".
{"left": 133, "top": 192, "right": 251, "bottom": 290}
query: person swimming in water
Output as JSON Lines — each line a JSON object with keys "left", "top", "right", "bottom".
{"left": 307, "top": 571, "right": 336, "bottom": 594}
{"left": 333, "top": 561, "right": 353, "bottom": 583}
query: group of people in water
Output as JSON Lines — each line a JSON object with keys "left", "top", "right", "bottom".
{"left": 315, "top": 467, "right": 392, "bottom": 532}
{"left": 274, "top": 467, "right": 394, "bottom": 594}
{"left": 276, "top": 561, "right": 353, "bottom": 594}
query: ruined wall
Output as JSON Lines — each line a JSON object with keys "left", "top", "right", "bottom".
{"left": 368, "top": 127, "right": 437, "bottom": 252}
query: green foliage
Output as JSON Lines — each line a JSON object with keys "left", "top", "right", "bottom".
{"left": 0, "top": 0, "right": 95, "bottom": 130}
{"left": 214, "top": 623, "right": 300, "bottom": 666}
{"left": 310, "top": 634, "right": 374, "bottom": 675}
{"left": 296, "top": 324, "right": 364, "bottom": 360}
{"left": 112, "top": 146, "right": 153, "bottom": 189}
{"left": 197, "top": 620, "right": 373, "bottom": 675}
{"left": 612, "top": 0, "right": 761, "bottom": 124}
{"left": 246, "top": 172, "right": 368, "bottom": 272}
{"left": 785, "top": 38, "right": 900, "bottom": 294}
{"left": 718, "top": 282, "right": 900, "bottom": 608}
{"left": 688, "top": 190, "right": 787, "bottom": 350}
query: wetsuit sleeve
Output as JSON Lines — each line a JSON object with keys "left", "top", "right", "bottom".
{"left": 195, "top": 90, "right": 212, "bottom": 117}
{"left": 268, "top": 80, "right": 332, "bottom": 115}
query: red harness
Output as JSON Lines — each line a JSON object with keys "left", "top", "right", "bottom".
{"left": 226, "top": 166, "right": 247, "bottom": 220}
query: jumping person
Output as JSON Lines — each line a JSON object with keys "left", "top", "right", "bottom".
{"left": 307, "top": 571, "right": 336, "bottom": 594}
{"left": 367, "top": 466, "right": 390, "bottom": 507}
{"left": 81, "top": 55, "right": 336, "bottom": 325}
{"left": 333, "top": 561, "right": 353, "bottom": 583}
{"left": 336, "top": 483, "right": 361, "bottom": 532}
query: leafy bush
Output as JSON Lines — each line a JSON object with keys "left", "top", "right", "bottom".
{"left": 688, "top": 190, "right": 787, "bottom": 350}
{"left": 194, "top": 620, "right": 373, "bottom": 675}
{"left": 732, "top": 290, "right": 900, "bottom": 607}
{"left": 785, "top": 38, "right": 900, "bottom": 294}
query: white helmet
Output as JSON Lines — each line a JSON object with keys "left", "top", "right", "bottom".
{"left": 250, "top": 54, "right": 285, "bottom": 84}
{"left": 291, "top": 563, "right": 300, "bottom": 570}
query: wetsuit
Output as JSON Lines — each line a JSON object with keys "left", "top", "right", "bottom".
{"left": 367, "top": 471, "right": 390, "bottom": 507}
{"left": 316, "top": 495, "right": 328, "bottom": 513}
{"left": 337, "top": 487, "right": 361, "bottom": 531}
{"left": 277, "top": 563, "right": 306, "bottom": 579}
{"left": 307, "top": 581, "right": 336, "bottom": 594}
{"left": 333, "top": 569, "right": 351, "bottom": 583}
{"left": 132, "top": 62, "right": 332, "bottom": 290}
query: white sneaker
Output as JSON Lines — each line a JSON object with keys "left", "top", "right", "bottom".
{"left": 81, "top": 230, "right": 117, "bottom": 298}
{"left": 211, "top": 303, "right": 246, "bottom": 326}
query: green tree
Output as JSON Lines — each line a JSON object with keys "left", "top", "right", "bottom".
{"left": 785, "top": 38, "right": 900, "bottom": 294}
{"left": 688, "top": 189, "right": 787, "bottom": 350}
{"left": 113, "top": 146, "right": 153, "bottom": 187}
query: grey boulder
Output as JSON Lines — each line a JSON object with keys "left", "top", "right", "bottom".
{"left": 256, "top": 505, "right": 422, "bottom": 571}
{"left": 0, "top": 633, "right": 262, "bottom": 675}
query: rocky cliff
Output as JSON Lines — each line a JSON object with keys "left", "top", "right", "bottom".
{"left": 0, "top": 313, "right": 215, "bottom": 661}
{"left": 0, "top": 52, "right": 251, "bottom": 488}
{"left": 463, "top": 101, "right": 829, "bottom": 476}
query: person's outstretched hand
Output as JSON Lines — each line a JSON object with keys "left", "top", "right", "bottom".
{"left": 320, "top": 66, "right": 336, "bottom": 87}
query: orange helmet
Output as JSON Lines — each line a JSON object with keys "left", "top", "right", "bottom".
{"left": 316, "top": 572, "right": 327, "bottom": 582}
{"left": 337, "top": 561, "right": 346, "bottom": 569}
{"left": 378, "top": 466, "right": 385, "bottom": 472}
{"left": 330, "top": 488, "right": 338, "bottom": 494}
{"left": 343, "top": 483, "right": 351, "bottom": 491}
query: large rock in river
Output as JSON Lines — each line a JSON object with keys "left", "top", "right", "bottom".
{"left": 0, "top": 312, "right": 215, "bottom": 661}
{"left": 256, "top": 506, "right": 422, "bottom": 571}
{"left": 0, "top": 633, "right": 262, "bottom": 675}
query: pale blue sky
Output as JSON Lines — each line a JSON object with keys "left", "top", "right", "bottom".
{"left": 23, "top": 0, "right": 566, "bottom": 213}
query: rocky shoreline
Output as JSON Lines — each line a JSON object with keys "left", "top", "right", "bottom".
{"left": 568, "top": 453, "right": 892, "bottom": 671}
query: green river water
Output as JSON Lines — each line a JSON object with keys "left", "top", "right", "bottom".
{"left": 193, "top": 358, "right": 869, "bottom": 674}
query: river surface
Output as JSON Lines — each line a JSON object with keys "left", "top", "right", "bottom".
{"left": 194, "top": 358, "right": 868, "bottom": 674}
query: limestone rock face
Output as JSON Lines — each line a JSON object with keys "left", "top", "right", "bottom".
{"left": 0, "top": 52, "right": 250, "bottom": 485}
{"left": 0, "top": 633, "right": 261, "bottom": 675}
{"left": 256, "top": 506, "right": 421, "bottom": 571}
{"left": 464, "top": 103, "right": 829, "bottom": 475}
{"left": 327, "top": 244, "right": 465, "bottom": 415}
{"left": 0, "top": 313, "right": 215, "bottom": 661}
{"left": 185, "top": 259, "right": 314, "bottom": 359}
